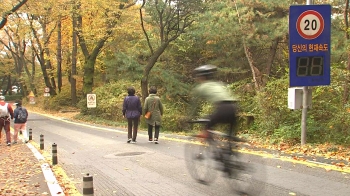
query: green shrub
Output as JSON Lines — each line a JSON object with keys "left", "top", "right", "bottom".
{"left": 78, "top": 80, "right": 141, "bottom": 121}
{"left": 42, "top": 87, "right": 82, "bottom": 111}
{"left": 4, "top": 95, "right": 23, "bottom": 102}
{"left": 235, "top": 67, "right": 350, "bottom": 145}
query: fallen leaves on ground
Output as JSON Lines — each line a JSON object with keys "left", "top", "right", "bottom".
{"left": 0, "top": 139, "right": 44, "bottom": 195}
{"left": 249, "top": 139, "right": 350, "bottom": 170}
{"left": 30, "top": 141, "right": 81, "bottom": 196}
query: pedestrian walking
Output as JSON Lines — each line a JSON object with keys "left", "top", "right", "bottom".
{"left": 144, "top": 86, "right": 164, "bottom": 144}
{"left": 122, "top": 86, "right": 142, "bottom": 144}
{"left": 0, "top": 96, "right": 14, "bottom": 146}
{"left": 13, "top": 100, "right": 29, "bottom": 144}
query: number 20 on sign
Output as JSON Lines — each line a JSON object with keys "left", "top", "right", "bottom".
{"left": 289, "top": 5, "right": 331, "bottom": 87}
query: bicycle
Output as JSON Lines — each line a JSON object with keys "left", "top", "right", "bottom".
{"left": 184, "top": 119, "right": 265, "bottom": 195}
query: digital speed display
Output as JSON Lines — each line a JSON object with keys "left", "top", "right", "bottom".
{"left": 296, "top": 56, "right": 323, "bottom": 76}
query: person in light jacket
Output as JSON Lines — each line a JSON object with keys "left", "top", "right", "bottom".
{"left": 144, "top": 86, "right": 164, "bottom": 144}
{"left": 122, "top": 87, "right": 142, "bottom": 144}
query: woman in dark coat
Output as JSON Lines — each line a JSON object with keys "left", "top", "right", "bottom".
{"left": 122, "top": 87, "right": 142, "bottom": 143}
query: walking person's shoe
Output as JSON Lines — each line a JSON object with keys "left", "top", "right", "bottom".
{"left": 131, "top": 140, "right": 137, "bottom": 144}
{"left": 12, "top": 141, "right": 17, "bottom": 144}
{"left": 127, "top": 138, "right": 132, "bottom": 143}
{"left": 7, "top": 142, "right": 11, "bottom": 146}
{"left": 154, "top": 138, "right": 159, "bottom": 144}
{"left": 148, "top": 138, "right": 153, "bottom": 142}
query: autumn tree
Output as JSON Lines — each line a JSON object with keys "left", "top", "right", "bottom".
{"left": 74, "top": 0, "right": 136, "bottom": 96}
{"left": 0, "top": 27, "right": 29, "bottom": 96}
{"left": 139, "top": 0, "right": 205, "bottom": 101}
{"left": 25, "top": 0, "right": 64, "bottom": 96}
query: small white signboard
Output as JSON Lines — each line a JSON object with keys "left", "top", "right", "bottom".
{"left": 29, "top": 91, "right": 35, "bottom": 104}
{"left": 87, "top": 94, "right": 96, "bottom": 108}
{"left": 44, "top": 93, "right": 50, "bottom": 97}
{"left": 29, "top": 96, "right": 35, "bottom": 104}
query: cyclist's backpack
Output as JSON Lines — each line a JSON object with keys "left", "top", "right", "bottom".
{"left": 0, "top": 103, "right": 8, "bottom": 117}
{"left": 17, "top": 107, "right": 27, "bottom": 122}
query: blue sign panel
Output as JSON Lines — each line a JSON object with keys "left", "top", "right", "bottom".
{"left": 289, "top": 5, "right": 331, "bottom": 87}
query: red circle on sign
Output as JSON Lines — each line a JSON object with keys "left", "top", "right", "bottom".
{"left": 296, "top": 10, "right": 324, "bottom": 40}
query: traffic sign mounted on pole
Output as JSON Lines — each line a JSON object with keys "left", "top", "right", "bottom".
{"left": 289, "top": 5, "right": 331, "bottom": 87}
{"left": 87, "top": 94, "right": 96, "bottom": 108}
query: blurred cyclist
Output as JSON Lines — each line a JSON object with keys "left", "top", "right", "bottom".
{"left": 190, "top": 64, "right": 239, "bottom": 136}
{"left": 188, "top": 64, "right": 242, "bottom": 178}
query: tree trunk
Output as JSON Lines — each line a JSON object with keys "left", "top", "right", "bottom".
{"left": 7, "top": 75, "right": 12, "bottom": 96}
{"left": 83, "top": 59, "right": 96, "bottom": 95}
{"left": 42, "top": 21, "right": 57, "bottom": 95}
{"left": 30, "top": 50, "right": 37, "bottom": 95}
{"left": 0, "top": 0, "right": 28, "bottom": 29}
{"left": 71, "top": 13, "right": 78, "bottom": 105}
{"left": 266, "top": 37, "right": 280, "bottom": 76}
{"left": 140, "top": 43, "right": 169, "bottom": 103}
{"left": 141, "top": 77, "right": 148, "bottom": 103}
{"left": 57, "top": 18, "right": 62, "bottom": 93}
{"left": 243, "top": 42, "right": 262, "bottom": 90}
{"left": 344, "top": 0, "right": 350, "bottom": 103}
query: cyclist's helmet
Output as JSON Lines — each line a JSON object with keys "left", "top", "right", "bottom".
{"left": 193, "top": 64, "right": 217, "bottom": 77}
{"left": 0, "top": 96, "right": 5, "bottom": 100}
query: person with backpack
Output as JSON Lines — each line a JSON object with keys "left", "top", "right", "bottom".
{"left": 0, "top": 96, "right": 14, "bottom": 146}
{"left": 13, "top": 100, "right": 28, "bottom": 144}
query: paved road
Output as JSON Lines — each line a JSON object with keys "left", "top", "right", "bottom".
{"left": 27, "top": 113, "right": 350, "bottom": 196}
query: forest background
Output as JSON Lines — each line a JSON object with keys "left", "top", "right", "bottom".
{"left": 1, "top": 0, "right": 350, "bottom": 147}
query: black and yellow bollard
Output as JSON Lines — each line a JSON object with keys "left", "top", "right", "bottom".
{"left": 40, "top": 134, "right": 44, "bottom": 150}
{"left": 52, "top": 143, "right": 58, "bottom": 165}
{"left": 29, "top": 128, "right": 32, "bottom": 140}
{"left": 83, "top": 173, "right": 94, "bottom": 196}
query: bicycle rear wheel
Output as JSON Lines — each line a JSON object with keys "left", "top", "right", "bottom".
{"left": 184, "top": 138, "right": 218, "bottom": 185}
{"left": 223, "top": 148, "right": 266, "bottom": 196}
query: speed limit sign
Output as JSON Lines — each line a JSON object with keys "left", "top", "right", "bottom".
{"left": 296, "top": 10, "right": 324, "bottom": 40}
{"left": 44, "top": 87, "right": 50, "bottom": 93}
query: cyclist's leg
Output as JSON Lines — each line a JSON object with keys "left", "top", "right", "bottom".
{"left": 208, "top": 102, "right": 239, "bottom": 176}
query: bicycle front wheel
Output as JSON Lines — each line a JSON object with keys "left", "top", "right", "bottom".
{"left": 184, "top": 138, "right": 218, "bottom": 185}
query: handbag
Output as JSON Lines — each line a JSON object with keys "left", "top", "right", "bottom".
{"left": 144, "top": 99, "right": 156, "bottom": 119}
{"left": 144, "top": 111, "right": 151, "bottom": 119}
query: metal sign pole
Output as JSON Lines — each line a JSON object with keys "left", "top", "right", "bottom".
{"left": 301, "top": 0, "right": 313, "bottom": 145}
